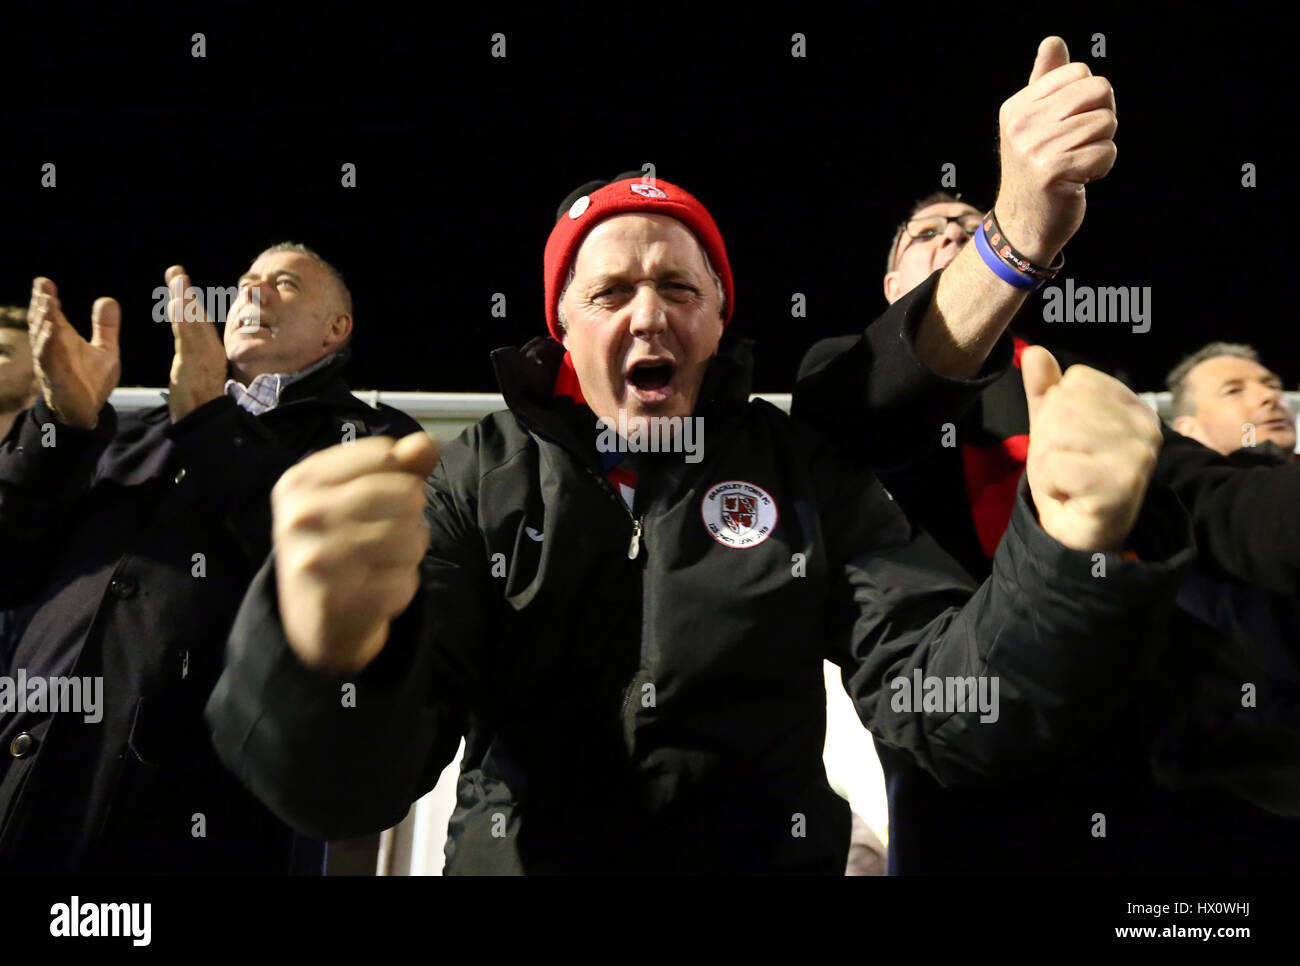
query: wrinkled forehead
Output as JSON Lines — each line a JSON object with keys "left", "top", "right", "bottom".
{"left": 571, "top": 213, "right": 709, "bottom": 279}
{"left": 1189, "top": 355, "right": 1277, "bottom": 393}
{"left": 245, "top": 250, "right": 325, "bottom": 286}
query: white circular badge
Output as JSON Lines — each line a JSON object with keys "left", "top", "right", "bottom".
{"left": 568, "top": 195, "right": 590, "bottom": 219}
{"left": 700, "top": 480, "right": 779, "bottom": 549}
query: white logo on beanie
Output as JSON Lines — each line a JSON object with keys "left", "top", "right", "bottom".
{"left": 630, "top": 182, "right": 667, "bottom": 199}
{"left": 568, "top": 195, "right": 590, "bottom": 219}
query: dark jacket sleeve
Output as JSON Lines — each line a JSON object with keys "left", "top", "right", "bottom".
{"left": 820, "top": 449, "right": 1195, "bottom": 785}
{"left": 0, "top": 398, "right": 117, "bottom": 608}
{"left": 1156, "top": 423, "right": 1300, "bottom": 595}
{"left": 373, "top": 402, "right": 424, "bottom": 439}
{"left": 205, "top": 432, "right": 485, "bottom": 841}
{"left": 791, "top": 271, "right": 1014, "bottom": 471}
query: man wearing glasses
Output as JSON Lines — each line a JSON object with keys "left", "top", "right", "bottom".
{"left": 884, "top": 200, "right": 985, "bottom": 309}
{"left": 798, "top": 40, "right": 1300, "bottom": 875}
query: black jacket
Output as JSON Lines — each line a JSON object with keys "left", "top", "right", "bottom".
{"left": 796, "top": 282, "right": 1300, "bottom": 873}
{"left": 1157, "top": 426, "right": 1300, "bottom": 595}
{"left": 0, "top": 352, "right": 420, "bottom": 874}
{"left": 207, "top": 329, "right": 1192, "bottom": 875}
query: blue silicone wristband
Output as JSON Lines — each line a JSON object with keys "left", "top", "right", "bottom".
{"left": 974, "top": 220, "right": 1043, "bottom": 291}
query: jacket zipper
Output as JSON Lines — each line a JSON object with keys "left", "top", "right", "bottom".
{"left": 510, "top": 406, "right": 645, "bottom": 560}
{"left": 582, "top": 464, "right": 642, "bottom": 560}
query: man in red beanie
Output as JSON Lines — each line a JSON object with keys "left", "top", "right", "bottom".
{"left": 206, "top": 165, "right": 1193, "bottom": 874}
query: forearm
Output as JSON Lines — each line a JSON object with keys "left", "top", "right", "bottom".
{"left": 844, "top": 479, "right": 1193, "bottom": 785}
{"left": 793, "top": 273, "right": 1013, "bottom": 469}
{"left": 206, "top": 560, "right": 461, "bottom": 841}
{"left": 914, "top": 241, "right": 1033, "bottom": 380}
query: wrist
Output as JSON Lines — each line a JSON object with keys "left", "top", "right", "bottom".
{"left": 41, "top": 392, "right": 99, "bottom": 431}
{"left": 974, "top": 210, "right": 1064, "bottom": 291}
{"left": 991, "top": 196, "right": 1061, "bottom": 265}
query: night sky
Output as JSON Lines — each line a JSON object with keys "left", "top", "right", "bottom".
{"left": 3, "top": 8, "right": 1295, "bottom": 395}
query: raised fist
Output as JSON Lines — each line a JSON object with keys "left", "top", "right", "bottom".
{"left": 271, "top": 432, "right": 441, "bottom": 675}
{"left": 1023, "top": 346, "right": 1161, "bottom": 552}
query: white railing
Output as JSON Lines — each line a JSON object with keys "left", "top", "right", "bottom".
{"left": 108, "top": 388, "right": 1300, "bottom": 455}
{"left": 107, "top": 388, "right": 797, "bottom": 418}
{"left": 109, "top": 388, "right": 1273, "bottom": 422}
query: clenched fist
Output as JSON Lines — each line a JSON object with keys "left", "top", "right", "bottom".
{"left": 995, "top": 36, "right": 1117, "bottom": 264}
{"left": 27, "top": 277, "right": 121, "bottom": 430}
{"left": 272, "top": 432, "right": 441, "bottom": 675}
{"left": 1023, "top": 346, "right": 1161, "bottom": 552}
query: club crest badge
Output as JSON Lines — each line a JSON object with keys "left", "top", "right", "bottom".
{"left": 630, "top": 182, "right": 667, "bottom": 199}
{"left": 701, "top": 480, "right": 778, "bottom": 548}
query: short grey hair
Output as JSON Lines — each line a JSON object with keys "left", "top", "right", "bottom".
{"left": 1166, "top": 341, "right": 1261, "bottom": 418}
{"left": 257, "top": 241, "right": 353, "bottom": 353}
{"left": 555, "top": 243, "right": 725, "bottom": 336}
{"left": 258, "top": 242, "right": 353, "bottom": 318}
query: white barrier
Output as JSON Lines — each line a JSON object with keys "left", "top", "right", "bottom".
{"left": 110, "top": 387, "right": 1300, "bottom": 422}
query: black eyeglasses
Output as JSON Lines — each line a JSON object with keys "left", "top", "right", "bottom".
{"left": 894, "top": 212, "right": 983, "bottom": 262}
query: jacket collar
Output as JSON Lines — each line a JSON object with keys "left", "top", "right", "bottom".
{"left": 258, "top": 346, "right": 355, "bottom": 409}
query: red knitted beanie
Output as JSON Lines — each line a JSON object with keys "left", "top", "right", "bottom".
{"left": 543, "top": 177, "right": 734, "bottom": 342}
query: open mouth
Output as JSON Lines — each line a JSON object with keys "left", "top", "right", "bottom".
{"left": 626, "top": 359, "right": 676, "bottom": 403}
{"left": 628, "top": 362, "right": 673, "bottom": 390}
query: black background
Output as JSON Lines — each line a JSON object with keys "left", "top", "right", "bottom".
{"left": 2, "top": 6, "right": 1294, "bottom": 394}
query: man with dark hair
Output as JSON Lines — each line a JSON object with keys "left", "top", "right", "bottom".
{"left": 0, "top": 246, "right": 421, "bottom": 874}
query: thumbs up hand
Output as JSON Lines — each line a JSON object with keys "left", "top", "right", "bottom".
{"left": 1022, "top": 346, "right": 1162, "bottom": 552}
{"left": 994, "top": 36, "right": 1117, "bottom": 265}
